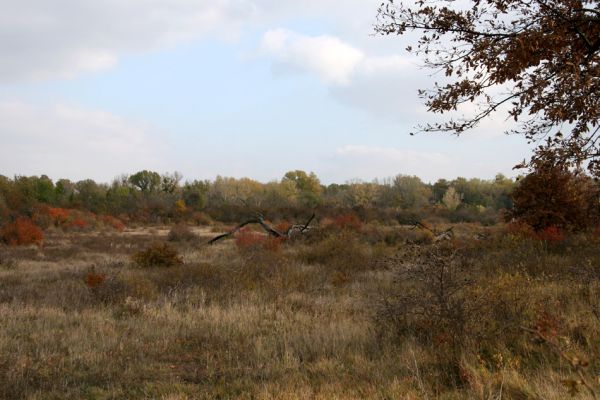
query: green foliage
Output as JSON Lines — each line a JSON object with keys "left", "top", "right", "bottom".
{"left": 128, "top": 170, "right": 161, "bottom": 193}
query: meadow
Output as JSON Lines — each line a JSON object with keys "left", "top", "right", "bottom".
{"left": 0, "top": 219, "right": 599, "bottom": 399}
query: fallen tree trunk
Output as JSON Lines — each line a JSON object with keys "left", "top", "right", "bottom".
{"left": 207, "top": 213, "right": 315, "bottom": 245}
{"left": 410, "top": 221, "right": 454, "bottom": 242}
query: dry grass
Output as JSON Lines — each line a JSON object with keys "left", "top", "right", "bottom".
{"left": 0, "top": 223, "right": 598, "bottom": 399}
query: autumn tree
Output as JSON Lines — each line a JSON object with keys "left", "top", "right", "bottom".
{"left": 507, "top": 155, "right": 599, "bottom": 230}
{"left": 376, "top": 0, "right": 600, "bottom": 172}
{"left": 282, "top": 170, "right": 323, "bottom": 207}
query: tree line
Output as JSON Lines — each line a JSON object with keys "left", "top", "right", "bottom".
{"left": 0, "top": 170, "right": 515, "bottom": 225}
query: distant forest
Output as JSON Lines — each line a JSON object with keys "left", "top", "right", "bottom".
{"left": 0, "top": 170, "right": 515, "bottom": 226}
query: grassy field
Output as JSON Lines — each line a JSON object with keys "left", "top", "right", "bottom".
{"left": 0, "top": 222, "right": 599, "bottom": 399}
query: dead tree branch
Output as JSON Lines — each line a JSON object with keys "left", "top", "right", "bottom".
{"left": 207, "top": 213, "right": 315, "bottom": 245}
{"left": 410, "top": 221, "right": 455, "bottom": 242}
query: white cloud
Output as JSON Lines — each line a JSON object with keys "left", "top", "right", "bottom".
{"left": 0, "top": 0, "right": 258, "bottom": 82}
{"left": 0, "top": 102, "right": 166, "bottom": 181}
{"left": 260, "top": 29, "right": 365, "bottom": 85}
{"left": 259, "top": 29, "right": 429, "bottom": 121}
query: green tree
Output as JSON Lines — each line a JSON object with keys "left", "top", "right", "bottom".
{"left": 432, "top": 179, "right": 450, "bottom": 203}
{"left": 392, "top": 175, "right": 431, "bottom": 209}
{"left": 74, "top": 180, "right": 107, "bottom": 213}
{"left": 182, "top": 180, "right": 209, "bottom": 211}
{"left": 129, "top": 170, "right": 161, "bottom": 193}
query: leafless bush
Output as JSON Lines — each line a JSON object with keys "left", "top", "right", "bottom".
{"left": 377, "top": 243, "right": 473, "bottom": 347}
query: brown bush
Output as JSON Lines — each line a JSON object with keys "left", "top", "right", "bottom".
{"left": 191, "top": 211, "right": 213, "bottom": 226}
{"left": 375, "top": 243, "right": 536, "bottom": 386}
{"left": 167, "top": 223, "right": 197, "bottom": 242}
{"left": 132, "top": 242, "right": 183, "bottom": 268}
{"left": 299, "top": 230, "right": 370, "bottom": 271}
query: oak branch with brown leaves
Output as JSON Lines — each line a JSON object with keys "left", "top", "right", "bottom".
{"left": 376, "top": 0, "right": 599, "bottom": 173}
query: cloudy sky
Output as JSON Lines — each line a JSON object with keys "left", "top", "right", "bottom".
{"left": 0, "top": 0, "right": 532, "bottom": 184}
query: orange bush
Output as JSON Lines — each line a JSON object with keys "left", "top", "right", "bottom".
{"left": 100, "top": 215, "right": 125, "bottom": 232}
{"left": 68, "top": 218, "right": 88, "bottom": 230}
{"left": 48, "top": 207, "right": 71, "bottom": 226}
{"left": 1, "top": 217, "right": 44, "bottom": 246}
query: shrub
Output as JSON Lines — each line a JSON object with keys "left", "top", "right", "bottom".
{"left": 376, "top": 244, "right": 471, "bottom": 346}
{"left": 68, "top": 218, "right": 88, "bottom": 230}
{"left": 167, "top": 224, "right": 197, "bottom": 242}
{"left": 537, "top": 225, "right": 565, "bottom": 244}
{"left": 132, "top": 242, "right": 183, "bottom": 268}
{"left": 506, "top": 222, "right": 565, "bottom": 245}
{"left": 331, "top": 214, "right": 363, "bottom": 231}
{"left": 375, "top": 244, "right": 536, "bottom": 386}
{"left": 300, "top": 230, "right": 369, "bottom": 271}
{"left": 85, "top": 271, "right": 107, "bottom": 289}
{"left": 235, "top": 227, "right": 283, "bottom": 252}
{"left": 48, "top": 207, "right": 70, "bottom": 226}
{"left": 191, "top": 212, "right": 212, "bottom": 226}
{"left": 505, "top": 221, "right": 537, "bottom": 239}
{"left": 100, "top": 215, "right": 125, "bottom": 232}
{"left": 1, "top": 217, "right": 44, "bottom": 246}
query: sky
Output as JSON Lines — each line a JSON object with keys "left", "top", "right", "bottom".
{"left": 0, "top": 0, "right": 533, "bottom": 184}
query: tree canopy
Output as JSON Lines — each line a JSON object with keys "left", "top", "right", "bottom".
{"left": 376, "top": 0, "right": 599, "bottom": 172}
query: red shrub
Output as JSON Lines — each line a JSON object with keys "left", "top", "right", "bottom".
{"left": 1, "top": 217, "right": 44, "bottom": 246}
{"left": 332, "top": 214, "right": 363, "bottom": 231}
{"left": 100, "top": 215, "right": 125, "bottom": 232}
{"left": 85, "top": 271, "right": 107, "bottom": 289}
{"left": 48, "top": 207, "right": 71, "bottom": 226}
{"left": 68, "top": 218, "right": 88, "bottom": 230}
{"left": 506, "top": 222, "right": 565, "bottom": 244}
{"left": 235, "top": 227, "right": 283, "bottom": 252}
{"left": 537, "top": 225, "right": 565, "bottom": 244}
